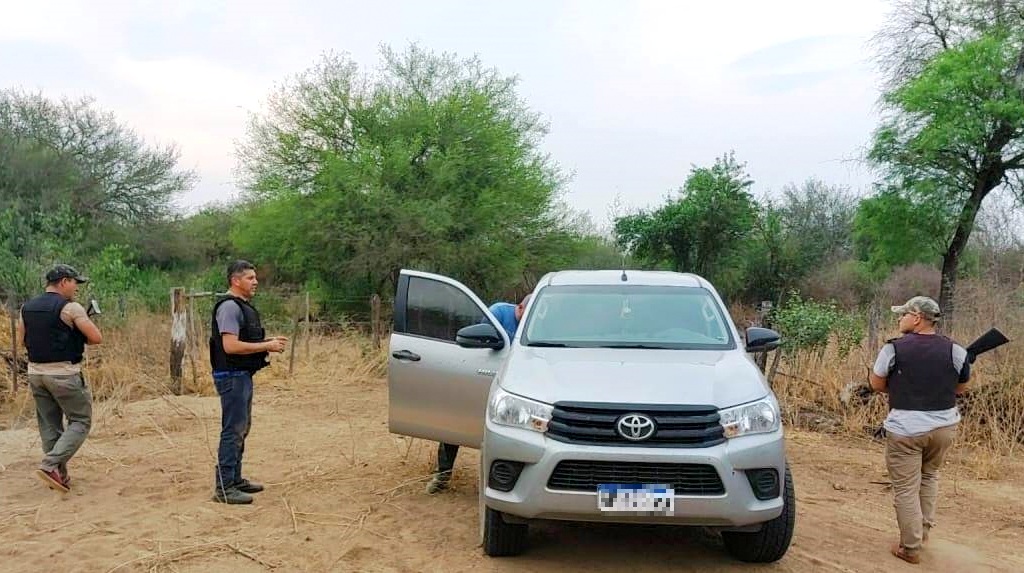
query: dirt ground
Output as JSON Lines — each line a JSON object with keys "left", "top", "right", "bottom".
{"left": 2, "top": 341, "right": 1024, "bottom": 573}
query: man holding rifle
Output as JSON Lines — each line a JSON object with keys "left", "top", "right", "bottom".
{"left": 16, "top": 264, "right": 102, "bottom": 494}
{"left": 868, "top": 295, "right": 1003, "bottom": 564}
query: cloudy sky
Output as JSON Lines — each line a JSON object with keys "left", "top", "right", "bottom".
{"left": 2, "top": 0, "right": 893, "bottom": 227}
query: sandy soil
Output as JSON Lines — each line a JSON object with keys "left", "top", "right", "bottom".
{"left": 2, "top": 342, "right": 1023, "bottom": 573}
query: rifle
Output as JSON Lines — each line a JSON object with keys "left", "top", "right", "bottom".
{"left": 965, "top": 327, "right": 1009, "bottom": 363}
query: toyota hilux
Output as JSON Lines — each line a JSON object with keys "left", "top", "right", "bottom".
{"left": 387, "top": 268, "right": 794, "bottom": 563}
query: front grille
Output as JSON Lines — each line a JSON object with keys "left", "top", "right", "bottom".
{"left": 547, "top": 402, "right": 725, "bottom": 448}
{"left": 547, "top": 460, "right": 725, "bottom": 495}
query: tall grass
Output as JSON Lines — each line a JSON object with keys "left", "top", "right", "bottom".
{"left": 767, "top": 277, "right": 1024, "bottom": 476}
{"left": 2, "top": 278, "right": 1021, "bottom": 473}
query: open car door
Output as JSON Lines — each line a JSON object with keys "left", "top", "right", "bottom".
{"left": 387, "top": 269, "right": 510, "bottom": 448}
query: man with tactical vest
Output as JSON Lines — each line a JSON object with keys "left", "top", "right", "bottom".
{"left": 869, "top": 296, "right": 971, "bottom": 565}
{"left": 16, "top": 264, "right": 102, "bottom": 493}
{"left": 209, "top": 260, "right": 287, "bottom": 504}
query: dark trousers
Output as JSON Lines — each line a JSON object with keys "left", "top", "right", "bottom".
{"left": 435, "top": 442, "right": 459, "bottom": 477}
{"left": 213, "top": 371, "right": 253, "bottom": 491}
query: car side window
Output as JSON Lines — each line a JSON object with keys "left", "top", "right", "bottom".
{"left": 405, "top": 276, "right": 487, "bottom": 342}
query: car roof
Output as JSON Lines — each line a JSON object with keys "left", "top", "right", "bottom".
{"left": 539, "top": 270, "right": 707, "bottom": 289}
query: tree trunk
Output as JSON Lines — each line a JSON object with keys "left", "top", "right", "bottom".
{"left": 939, "top": 175, "right": 1000, "bottom": 332}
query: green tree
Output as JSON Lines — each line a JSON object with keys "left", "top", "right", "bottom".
{"left": 743, "top": 179, "right": 858, "bottom": 303}
{"left": 0, "top": 89, "right": 196, "bottom": 224}
{"left": 868, "top": 0, "right": 1024, "bottom": 328}
{"left": 852, "top": 189, "right": 949, "bottom": 273}
{"left": 0, "top": 89, "right": 196, "bottom": 300}
{"left": 235, "top": 45, "right": 588, "bottom": 305}
{"left": 614, "top": 152, "right": 757, "bottom": 297}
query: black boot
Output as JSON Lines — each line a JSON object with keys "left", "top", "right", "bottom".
{"left": 236, "top": 478, "right": 264, "bottom": 494}
{"left": 212, "top": 486, "right": 253, "bottom": 504}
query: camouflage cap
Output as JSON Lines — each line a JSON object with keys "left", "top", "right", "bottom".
{"left": 891, "top": 295, "right": 941, "bottom": 321}
{"left": 45, "top": 264, "right": 89, "bottom": 284}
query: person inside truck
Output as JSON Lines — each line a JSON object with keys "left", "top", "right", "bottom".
{"left": 425, "top": 293, "right": 531, "bottom": 494}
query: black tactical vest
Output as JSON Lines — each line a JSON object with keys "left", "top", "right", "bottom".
{"left": 888, "top": 333, "right": 959, "bottom": 411}
{"left": 21, "top": 292, "right": 86, "bottom": 364}
{"left": 209, "top": 295, "right": 269, "bottom": 373}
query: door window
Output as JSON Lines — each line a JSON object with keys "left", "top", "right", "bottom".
{"left": 402, "top": 276, "right": 487, "bottom": 342}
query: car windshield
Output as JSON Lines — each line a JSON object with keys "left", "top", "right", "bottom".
{"left": 520, "top": 284, "right": 735, "bottom": 350}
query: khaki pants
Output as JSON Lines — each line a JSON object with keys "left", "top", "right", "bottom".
{"left": 885, "top": 425, "right": 956, "bottom": 554}
{"left": 29, "top": 374, "right": 93, "bottom": 473}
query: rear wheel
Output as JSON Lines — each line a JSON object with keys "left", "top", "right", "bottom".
{"left": 722, "top": 465, "right": 796, "bottom": 563}
{"left": 483, "top": 506, "right": 528, "bottom": 557}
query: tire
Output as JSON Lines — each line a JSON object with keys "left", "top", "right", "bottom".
{"left": 722, "top": 465, "right": 796, "bottom": 563}
{"left": 483, "top": 506, "right": 528, "bottom": 557}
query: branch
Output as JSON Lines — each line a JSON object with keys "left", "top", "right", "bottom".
{"left": 1006, "top": 150, "right": 1024, "bottom": 170}
{"left": 922, "top": 0, "right": 951, "bottom": 51}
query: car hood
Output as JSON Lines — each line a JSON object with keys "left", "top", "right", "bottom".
{"left": 497, "top": 346, "right": 769, "bottom": 409}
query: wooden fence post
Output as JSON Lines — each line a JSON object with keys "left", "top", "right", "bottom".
{"left": 751, "top": 300, "right": 774, "bottom": 373}
{"left": 8, "top": 298, "right": 17, "bottom": 395}
{"left": 187, "top": 292, "right": 198, "bottom": 391}
{"left": 304, "top": 291, "right": 311, "bottom": 359}
{"left": 169, "top": 287, "right": 186, "bottom": 395}
{"left": 371, "top": 294, "right": 382, "bottom": 350}
{"left": 288, "top": 314, "right": 299, "bottom": 377}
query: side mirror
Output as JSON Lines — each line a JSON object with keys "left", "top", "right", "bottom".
{"left": 456, "top": 323, "right": 505, "bottom": 350}
{"left": 745, "top": 327, "right": 781, "bottom": 353}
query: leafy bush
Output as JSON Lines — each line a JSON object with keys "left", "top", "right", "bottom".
{"left": 771, "top": 292, "right": 864, "bottom": 358}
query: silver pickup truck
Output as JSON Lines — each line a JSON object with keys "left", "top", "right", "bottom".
{"left": 387, "top": 268, "right": 795, "bottom": 563}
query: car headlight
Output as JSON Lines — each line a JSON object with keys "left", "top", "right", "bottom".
{"left": 719, "top": 396, "right": 780, "bottom": 438}
{"left": 488, "top": 388, "right": 552, "bottom": 433}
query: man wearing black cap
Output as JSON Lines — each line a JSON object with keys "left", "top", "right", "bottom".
{"left": 868, "top": 296, "right": 971, "bottom": 564}
{"left": 16, "top": 264, "right": 103, "bottom": 493}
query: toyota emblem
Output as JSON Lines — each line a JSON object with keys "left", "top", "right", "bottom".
{"left": 616, "top": 413, "right": 656, "bottom": 441}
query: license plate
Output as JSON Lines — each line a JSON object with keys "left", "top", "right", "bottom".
{"left": 597, "top": 484, "right": 674, "bottom": 515}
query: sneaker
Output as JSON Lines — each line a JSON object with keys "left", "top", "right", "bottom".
{"left": 236, "top": 479, "right": 264, "bottom": 494}
{"left": 212, "top": 487, "right": 253, "bottom": 505}
{"left": 425, "top": 473, "right": 451, "bottom": 494}
{"left": 36, "top": 468, "right": 70, "bottom": 493}
{"left": 58, "top": 464, "right": 71, "bottom": 488}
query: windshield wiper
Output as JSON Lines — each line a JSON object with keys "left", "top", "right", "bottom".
{"left": 597, "top": 344, "right": 675, "bottom": 350}
{"left": 526, "top": 341, "right": 572, "bottom": 347}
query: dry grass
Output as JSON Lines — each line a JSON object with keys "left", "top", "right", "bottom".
{"left": 770, "top": 277, "right": 1024, "bottom": 478}
{"left": 0, "top": 309, "right": 176, "bottom": 429}
{"left": 2, "top": 280, "right": 1021, "bottom": 476}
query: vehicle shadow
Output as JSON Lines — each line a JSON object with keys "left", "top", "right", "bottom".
{"left": 488, "top": 521, "right": 790, "bottom": 572}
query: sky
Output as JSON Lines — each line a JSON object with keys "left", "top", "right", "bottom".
{"left": 1, "top": 0, "right": 894, "bottom": 228}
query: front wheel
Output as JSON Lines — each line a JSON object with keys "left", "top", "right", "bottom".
{"left": 722, "top": 465, "right": 796, "bottom": 563}
{"left": 483, "top": 507, "right": 528, "bottom": 557}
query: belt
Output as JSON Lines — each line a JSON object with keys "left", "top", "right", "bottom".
{"left": 212, "top": 370, "right": 250, "bottom": 379}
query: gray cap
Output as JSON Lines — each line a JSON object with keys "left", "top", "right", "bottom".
{"left": 891, "top": 295, "right": 941, "bottom": 321}
{"left": 46, "top": 264, "right": 89, "bottom": 284}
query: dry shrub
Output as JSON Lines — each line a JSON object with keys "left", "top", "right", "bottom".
{"left": 1, "top": 312, "right": 179, "bottom": 428}
{"left": 799, "top": 259, "right": 876, "bottom": 309}
{"left": 878, "top": 263, "right": 941, "bottom": 304}
{"left": 773, "top": 276, "right": 1024, "bottom": 476}
{"left": 4, "top": 282, "right": 1020, "bottom": 474}
{"left": 728, "top": 302, "right": 759, "bottom": 330}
